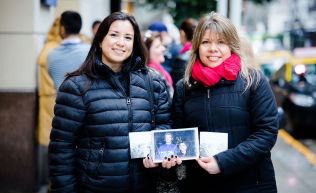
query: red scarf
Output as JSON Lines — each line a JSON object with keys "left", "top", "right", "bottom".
{"left": 180, "top": 42, "right": 192, "bottom": 54}
{"left": 192, "top": 54, "right": 241, "bottom": 87}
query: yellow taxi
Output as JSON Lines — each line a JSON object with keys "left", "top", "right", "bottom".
{"left": 269, "top": 47, "right": 316, "bottom": 136}
{"left": 258, "top": 50, "right": 292, "bottom": 78}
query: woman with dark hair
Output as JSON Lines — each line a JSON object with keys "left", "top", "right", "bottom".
{"left": 171, "top": 18, "right": 198, "bottom": 87}
{"left": 48, "top": 12, "right": 172, "bottom": 193}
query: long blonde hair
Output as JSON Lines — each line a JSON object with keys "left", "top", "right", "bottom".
{"left": 184, "top": 12, "right": 260, "bottom": 91}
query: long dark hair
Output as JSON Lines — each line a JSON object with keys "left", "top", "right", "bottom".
{"left": 67, "top": 12, "right": 147, "bottom": 79}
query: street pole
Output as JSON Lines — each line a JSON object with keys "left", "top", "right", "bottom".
{"left": 217, "top": 0, "right": 228, "bottom": 17}
{"left": 217, "top": 0, "right": 242, "bottom": 31}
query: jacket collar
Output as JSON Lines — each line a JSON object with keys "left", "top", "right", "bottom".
{"left": 62, "top": 37, "right": 82, "bottom": 45}
{"left": 94, "top": 56, "right": 147, "bottom": 78}
{"left": 95, "top": 56, "right": 116, "bottom": 77}
{"left": 189, "top": 76, "right": 236, "bottom": 88}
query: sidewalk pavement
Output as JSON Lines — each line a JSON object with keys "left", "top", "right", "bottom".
{"left": 272, "top": 133, "right": 316, "bottom": 193}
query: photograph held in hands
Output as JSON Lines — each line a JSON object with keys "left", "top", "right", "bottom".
{"left": 152, "top": 127, "right": 199, "bottom": 163}
{"left": 129, "top": 127, "right": 199, "bottom": 163}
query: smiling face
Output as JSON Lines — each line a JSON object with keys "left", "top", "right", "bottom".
{"left": 150, "top": 37, "right": 165, "bottom": 64}
{"left": 199, "top": 29, "right": 231, "bottom": 68}
{"left": 100, "top": 20, "right": 134, "bottom": 72}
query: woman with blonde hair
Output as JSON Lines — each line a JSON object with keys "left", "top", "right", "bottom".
{"left": 239, "top": 36, "right": 260, "bottom": 69}
{"left": 172, "top": 12, "right": 278, "bottom": 192}
{"left": 37, "top": 17, "right": 62, "bottom": 147}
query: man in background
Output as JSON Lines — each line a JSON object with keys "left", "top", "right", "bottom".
{"left": 47, "top": 10, "right": 90, "bottom": 90}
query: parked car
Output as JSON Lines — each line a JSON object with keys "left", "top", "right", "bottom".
{"left": 269, "top": 47, "right": 316, "bottom": 136}
{"left": 258, "top": 50, "right": 292, "bottom": 79}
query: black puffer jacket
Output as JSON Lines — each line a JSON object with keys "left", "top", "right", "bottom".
{"left": 48, "top": 59, "right": 171, "bottom": 193}
{"left": 172, "top": 72, "right": 278, "bottom": 193}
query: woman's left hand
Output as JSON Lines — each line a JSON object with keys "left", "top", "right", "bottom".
{"left": 196, "top": 156, "right": 221, "bottom": 174}
{"left": 143, "top": 155, "right": 159, "bottom": 168}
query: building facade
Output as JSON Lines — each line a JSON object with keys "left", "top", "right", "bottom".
{"left": 0, "top": 0, "right": 110, "bottom": 191}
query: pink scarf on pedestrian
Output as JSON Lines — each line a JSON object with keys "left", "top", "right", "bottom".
{"left": 191, "top": 54, "right": 241, "bottom": 87}
{"left": 180, "top": 42, "right": 192, "bottom": 54}
{"left": 149, "top": 60, "right": 173, "bottom": 88}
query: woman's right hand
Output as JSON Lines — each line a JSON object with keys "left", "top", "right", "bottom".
{"left": 196, "top": 156, "right": 221, "bottom": 174}
{"left": 161, "top": 155, "right": 182, "bottom": 169}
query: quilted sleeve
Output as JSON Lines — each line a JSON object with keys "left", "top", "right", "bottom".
{"left": 48, "top": 78, "right": 86, "bottom": 193}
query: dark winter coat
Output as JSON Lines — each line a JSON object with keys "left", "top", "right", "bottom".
{"left": 48, "top": 58, "right": 171, "bottom": 193}
{"left": 171, "top": 50, "right": 191, "bottom": 88}
{"left": 172, "top": 71, "right": 278, "bottom": 193}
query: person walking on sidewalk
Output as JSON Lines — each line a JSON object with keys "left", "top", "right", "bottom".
{"left": 47, "top": 10, "right": 90, "bottom": 90}
{"left": 36, "top": 16, "right": 62, "bottom": 189}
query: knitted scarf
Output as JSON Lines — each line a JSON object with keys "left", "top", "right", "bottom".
{"left": 192, "top": 54, "right": 241, "bottom": 87}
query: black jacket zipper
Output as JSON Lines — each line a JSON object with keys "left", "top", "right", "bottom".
{"left": 113, "top": 74, "right": 134, "bottom": 191}
{"left": 113, "top": 76, "right": 133, "bottom": 132}
{"left": 206, "top": 88, "right": 213, "bottom": 131}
